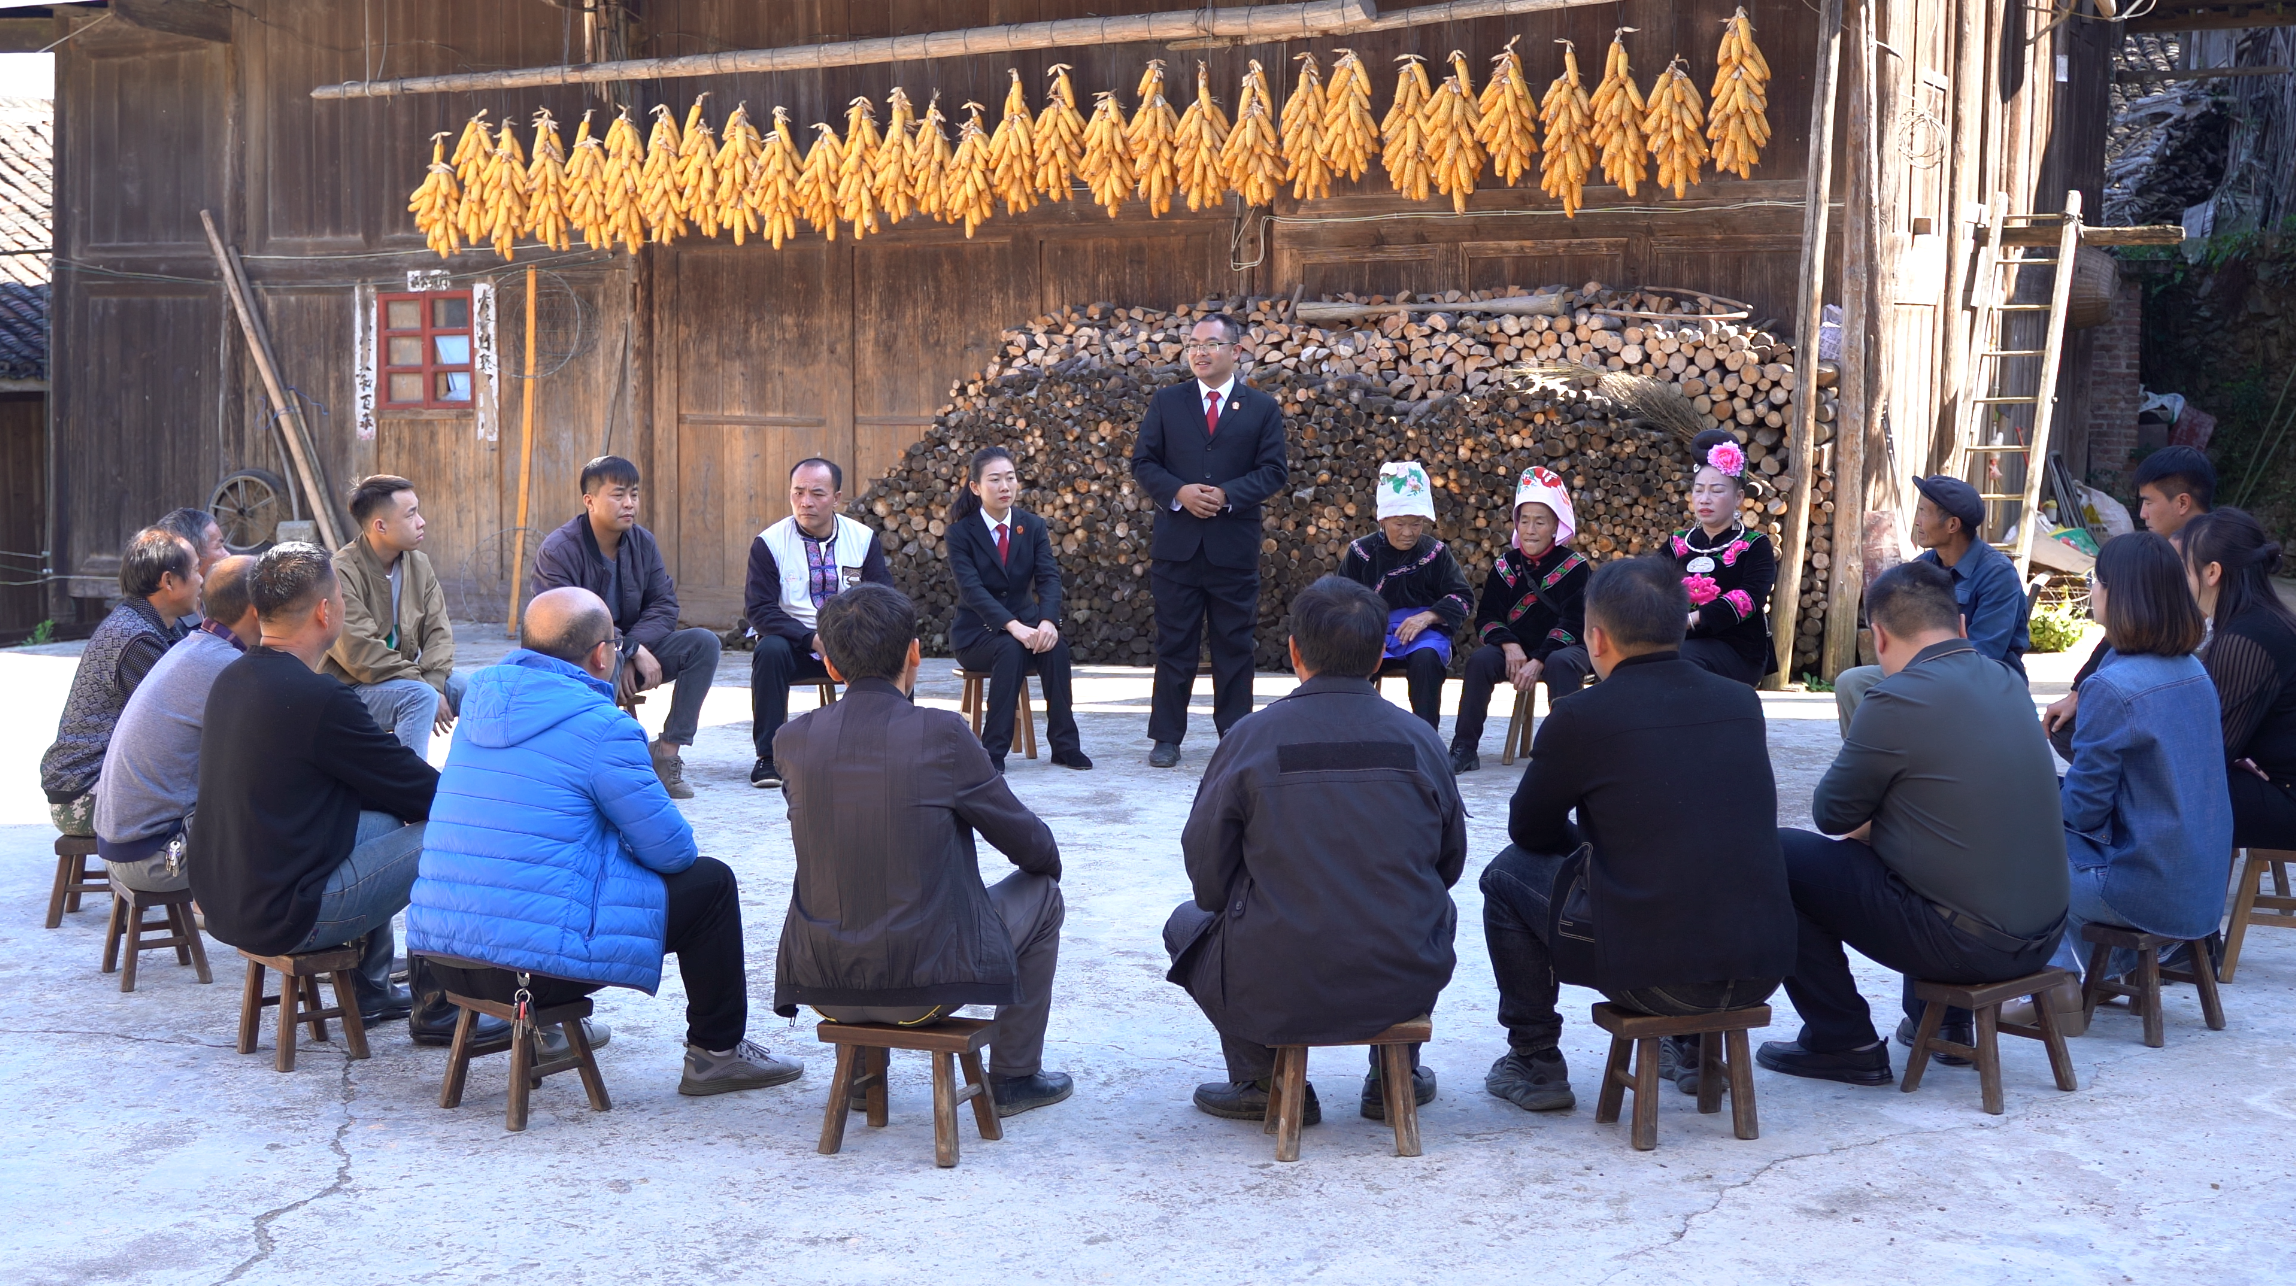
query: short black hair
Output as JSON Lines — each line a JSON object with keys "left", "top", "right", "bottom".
{"left": 791, "top": 457, "right": 844, "bottom": 492}
{"left": 2132, "top": 445, "right": 2215, "bottom": 511}
{"left": 199, "top": 555, "right": 255, "bottom": 627}
{"left": 521, "top": 596, "right": 615, "bottom": 665}
{"left": 816, "top": 583, "right": 915, "bottom": 682}
{"left": 1288, "top": 576, "right": 1386, "bottom": 678}
{"left": 1864, "top": 560, "right": 1961, "bottom": 637}
{"left": 119, "top": 528, "right": 194, "bottom": 599}
{"left": 1191, "top": 313, "right": 1244, "bottom": 344}
{"left": 251, "top": 542, "right": 337, "bottom": 621}
{"left": 2096, "top": 531, "right": 2205, "bottom": 657}
{"left": 157, "top": 507, "right": 217, "bottom": 547}
{"left": 1585, "top": 556, "right": 1690, "bottom": 650}
{"left": 347, "top": 474, "right": 416, "bottom": 527}
{"left": 580, "top": 455, "right": 641, "bottom": 494}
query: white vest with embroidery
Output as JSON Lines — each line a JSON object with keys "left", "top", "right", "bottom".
{"left": 760, "top": 513, "right": 874, "bottom": 631}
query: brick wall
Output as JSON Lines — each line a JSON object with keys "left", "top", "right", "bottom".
{"left": 2081, "top": 278, "right": 2144, "bottom": 485}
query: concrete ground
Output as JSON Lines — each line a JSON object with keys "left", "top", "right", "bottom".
{"left": 2, "top": 623, "right": 2288, "bottom": 1285}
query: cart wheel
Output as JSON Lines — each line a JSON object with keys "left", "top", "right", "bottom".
{"left": 209, "top": 468, "right": 293, "bottom": 553}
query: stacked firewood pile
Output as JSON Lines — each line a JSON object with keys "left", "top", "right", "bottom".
{"left": 852, "top": 285, "right": 1840, "bottom": 676}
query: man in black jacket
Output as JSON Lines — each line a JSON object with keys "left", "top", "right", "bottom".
{"left": 770, "top": 585, "right": 1072, "bottom": 1117}
{"left": 531, "top": 455, "right": 722, "bottom": 799}
{"left": 1130, "top": 313, "right": 1289, "bottom": 767}
{"left": 1165, "top": 576, "right": 1466, "bottom": 1126}
{"left": 1479, "top": 556, "right": 1794, "bottom": 1111}
{"left": 189, "top": 544, "right": 441, "bottom": 1025}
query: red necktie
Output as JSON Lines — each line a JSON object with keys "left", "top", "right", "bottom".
{"left": 1205, "top": 389, "right": 1222, "bottom": 438}
{"left": 995, "top": 521, "right": 1009, "bottom": 565}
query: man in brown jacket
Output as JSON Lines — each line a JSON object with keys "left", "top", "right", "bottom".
{"left": 325, "top": 475, "right": 463, "bottom": 757}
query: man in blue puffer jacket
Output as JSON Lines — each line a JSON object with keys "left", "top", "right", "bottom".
{"left": 407, "top": 587, "right": 804, "bottom": 1096}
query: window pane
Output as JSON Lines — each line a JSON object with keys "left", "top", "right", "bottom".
{"left": 432, "top": 296, "right": 469, "bottom": 329}
{"left": 387, "top": 373, "right": 424, "bottom": 402}
{"left": 387, "top": 336, "right": 423, "bottom": 366}
{"left": 432, "top": 334, "right": 471, "bottom": 365}
{"left": 385, "top": 300, "right": 421, "bottom": 329}
{"left": 436, "top": 371, "right": 473, "bottom": 402}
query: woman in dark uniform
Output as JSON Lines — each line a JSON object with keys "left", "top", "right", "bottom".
{"left": 946, "top": 446, "right": 1090, "bottom": 772}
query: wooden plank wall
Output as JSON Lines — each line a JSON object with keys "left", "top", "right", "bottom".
{"left": 0, "top": 392, "right": 43, "bottom": 635}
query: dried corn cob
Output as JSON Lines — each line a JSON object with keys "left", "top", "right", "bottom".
{"left": 452, "top": 112, "right": 493, "bottom": 244}
{"left": 675, "top": 95, "right": 719, "bottom": 238}
{"left": 1644, "top": 57, "right": 1709, "bottom": 199}
{"left": 1424, "top": 50, "right": 1484, "bottom": 212}
{"left": 526, "top": 109, "right": 573, "bottom": 253}
{"left": 1380, "top": 54, "right": 1435, "bottom": 202}
{"left": 987, "top": 69, "right": 1039, "bottom": 215}
{"left": 1079, "top": 88, "right": 1134, "bottom": 216}
{"left": 1320, "top": 49, "right": 1378, "bottom": 184}
{"left": 408, "top": 132, "right": 462, "bottom": 259}
{"left": 714, "top": 103, "right": 764, "bottom": 245}
{"left": 1222, "top": 60, "right": 1285, "bottom": 207}
{"left": 1590, "top": 29, "right": 1649, "bottom": 197}
{"left": 564, "top": 112, "right": 610, "bottom": 251}
{"left": 601, "top": 107, "right": 647, "bottom": 253}
{"left": 481, "top": 119, "right": 529, "bottom": 260}
{"left": 1707, "top": 7, "right": 1771, "bottom": 179}
{"left": 947, "top": 101, "right": 997, "bottom": 236}
{"left": 747, "top": 106, "right": 802, "bottom": 249}
{"left": 1281, "top": 52, "right": 1333, "bottom": 201}
{"left": 1476, "top": 37, "right": 1539, "bottom": 187}
{"left": 909, "top": 93, "right": 953, "bottom": 222}
{"left": 872, "top": 88, "right": 917, "bottom": 225}
{"left": 638, "top": 104, "right": 685, "bottom": 243}
{"left": 1127, "top": 60, "right": 1181, "bottom": 217}
{"left": 795, "top": 121, "right": 842, "bottom": 238}
{"left": 1173, "top": 60, "right": 1231, "bottom": 210}
{"left": 1538, "top": 40, "right": 1595, "bottom": 217}
{"left": 836, "top": 95, "right": 882, "bottom": 237}
{"left": 1034, "top": 64, "right": 1086, "bottom": 202}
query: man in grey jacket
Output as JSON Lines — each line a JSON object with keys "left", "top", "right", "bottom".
{"left": 769, "top": 584, "right": 1072, "bottom": 1118}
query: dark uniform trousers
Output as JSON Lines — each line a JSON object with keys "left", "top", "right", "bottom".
{"left": 1149, "top": 554, "right": 1259, "bottom": 745}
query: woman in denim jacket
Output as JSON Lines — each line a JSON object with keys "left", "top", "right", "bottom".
{"left": 2050, "top": 532, "right": 2232, "bottom": 980}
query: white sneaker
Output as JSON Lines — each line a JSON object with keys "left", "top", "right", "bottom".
{"left": 679, "top": 1039, "right": 804, "bottom": 1096}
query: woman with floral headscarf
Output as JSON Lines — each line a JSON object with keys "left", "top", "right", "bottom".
{"left": 1668, "top": 429, "right": 1777, "bottom": 686}
{"left": 1448, "top": 466, "right": 1593, "bottom": 773}
{"left": 1338, "top": 461, "right": 1474, "bottom": 731}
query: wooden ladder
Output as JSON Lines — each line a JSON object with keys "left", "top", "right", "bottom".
{"left": 1945, "top": 189, "right": 2084, "bottom": 578}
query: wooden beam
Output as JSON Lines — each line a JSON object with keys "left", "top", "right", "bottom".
{"left": 2126, "top": 4, "right": 2296, "bottom": 34}
{"left": 1822, "top": 0, "right": 1878, "bottom": 681}
{"left": 310, "top": 0, "right": 1621, "bottom": 100}
{"left": 0, "top": 17, "right": 62, "bottom": 54}
{"left": 112, "top": 0, "right": 232, "bottom": 44}
{"left": 2115, "top": 64, "right": 2290, "bottom": 81}
{"left": 1998, "top": 223, "right": 2183, "bottom": 246}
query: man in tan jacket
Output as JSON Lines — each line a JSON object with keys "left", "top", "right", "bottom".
{"left": 326, "top": 475, "right": 463, "bottom": 757}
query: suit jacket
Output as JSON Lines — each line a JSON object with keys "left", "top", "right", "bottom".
{"left": 946, "top": 507, "right": 1065, "bottom": 654}
{"left": 1130, "top": 379, "right": 1289, "bottom": 570}
{"left": 1508, "top": 651, "right": 1795, "bottom": 991}
{"left": 770, "top": 678, "right": 1060, "bottom": 1014}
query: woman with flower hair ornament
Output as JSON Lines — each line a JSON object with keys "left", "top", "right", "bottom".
{"left": 1668, "top": 429, "right": 1777, "bottom": 686}
{"left": 1448, "top": 466, "right": 1593, "bottom": 774}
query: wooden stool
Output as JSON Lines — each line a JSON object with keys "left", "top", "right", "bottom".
{"left": 816, "top": 1017, "right": 1001, "bottom": 1168}
{"left": 439, "top": 992, "right": 610, "bottom": 1132}
{"left": 2079, "top": 925, "right": 2225, "bottom": 1048}
{"left": 45, "top": 834, "right": 108, "bottom": 929}
{"left": 1592, "top": 1003, "right": 1768, "bottom": 1150}
{"left": 100, "top": 878, "right": 212, "bottom": 993}
{"left": 800, "top": 679, "right": 839, "bottom": 709}
{"left": 1501, "top": 689, "right": 1535, "bottom": 765}
{"left": 956, "top": 667, "right": 1038, "bottom": 759}
{"left": 1901, "top": 970, "right": 2080, "bottom": 1114}
{"left": 2221, "top": 848, "right": 2295, "bottom": 981}
{"left": 1264, "top": 1016, "right": 1431, "bottom": 1163}
{"left": 235, "top": 946, "right": 370, "bottom": 1072}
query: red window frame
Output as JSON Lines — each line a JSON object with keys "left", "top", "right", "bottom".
{"left": 377, "top": 290, "right": 475, "bottom": 409}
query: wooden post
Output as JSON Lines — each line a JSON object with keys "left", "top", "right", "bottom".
{"left": 1770, "top": 0, "right": 1845, "bottom": 684}
{"left": 1935, "top": 0, "right": 1990, "bottom": 472}
{"left": 506, "top": 267, "right": 539, "bottom": 635}
{"left": 1822, "top": 0, "right": 1880, "bottom": 681}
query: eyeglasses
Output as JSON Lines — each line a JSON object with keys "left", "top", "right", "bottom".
{"left": 1183, "top": 342, "right": 1234, "bottom": 354}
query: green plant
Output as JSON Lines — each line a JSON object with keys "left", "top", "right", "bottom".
{"left": 9, "top": 618, "right": 53, "bottom": 647}
{"left": 1800, "top": 671, "right": 1834, "bottom": 693}
{"left": 2027, "top": 602, "right": 2087, "bottom": 654}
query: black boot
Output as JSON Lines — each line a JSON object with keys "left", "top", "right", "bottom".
{"left": 408, "top": 957, "right": 512, "bottom": 1047}
{"left": 350, "top": 930, "right": 412, "bottom": 1022}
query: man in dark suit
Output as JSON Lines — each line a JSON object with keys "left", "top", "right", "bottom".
{"left": 1130, "top": 313, "right": 1289, "bottom": 767}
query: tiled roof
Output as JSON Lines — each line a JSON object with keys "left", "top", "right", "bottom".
{"left": 0, "top": 96, "right": 48, "bottom": 380}
{"left": 0, "top": 281, "right": 46, "bottom": 380}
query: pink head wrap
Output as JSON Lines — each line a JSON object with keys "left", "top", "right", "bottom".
{"left": 1511, "top": 466, "right": 1577, "bottom": 549}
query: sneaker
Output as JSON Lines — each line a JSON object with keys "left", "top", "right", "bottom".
{"left": 650, "top": 743, "right": 694, "bottom": 800}
{"left": 989, "top": 1070, "right": 1074, "bottom": 1117}
{"left": 1448, "top": 743, "right": 1480, "bottom": 775}
{"left": 1193, "top": 1078, "right": 1321, "bottom": 1126}
{"left": 1485, "top": 1047, "right": 1575, "bottom": 1111}
{"left": 750, "top": 758, "right": 782, "bottom": 789}
{"left": 1149, "top": 741, "right": 1181, "bottom": 769}
{"left": 679, "top": 1040, "right": 805, "bottom": 1096}
{"left": 1359, "top": 1064, "right": 1438, "bottom": 1120}
{"left": 1659, "top": 1034, "right": 1703, "bottom": 1095}
{"left": 1996, "top": 977, "right": 2091, "bottom": 1039}
{"left": 535, "top": 1018, "right": 612, "bottom": 1059}
{"left": 1893, "top": 1014, "right": 1974, "bottom": 1067}
{"left": 1755, "top": 1038, "right": 1893, "bottom": 1086}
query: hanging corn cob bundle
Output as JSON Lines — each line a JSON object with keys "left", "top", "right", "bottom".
{"left": 565, "top": 112, "right": 610, "bottom": 252}
{"left": 1707, "top": 7, "right": 1772, "bottom": 179}
{"left": 714, "top": 103, "right": 764, "bottom": 245}
{"left": 747, "top": 106, "right": 802, "bottom": 249}
{"left": 451, "top": 112, "right": 494, "bottom": 245}
{"left": 601, "top": 108, "right": 647, "bottom": 253}
{"left": 638, "top": 105, "right": 686, "bottom": 243}
{"left": 1589, "top": 29, "right": 1649, "bottom": 196}
{"left": 795, "top": 121, "right": 843, "bottom": 238}
{"left": 1173, "top": 60, "right": 1231, "bottom": 210}
{"left": 947, "top": 101, "right": 998, "bottom": 237}
{"left": 909, "top": 94, "right": 954, "bottom": 223}
{"left": 1476, "top": 38, "right": 1538, "bottom": 187}
{"left": 1034, "top": 64, "right": 1087, "bottom": 202}
{"left": 1320, "top": 49, "right": 1378, "bottom": 184}
{"left": 525, "top": 109, "right": 573, "bottom": 253}
{"left": 1423, "top": 50, "right": 1484, "bottom": 212}
{"left": 1221, "top": 60, "right": 1285, "bottom": 207}
{"left": 408, "top": 133, "right": 462, "bottom": 258}
{"left": 836, "top": 96, "right": 882, "bottom": 237}
{"left": 1127, "top": 60, "right": 1181, "bottom": 217}
{"left": 1280, "top": 53, "right": 1333, "bottom": 201}
{"left": 675, "top": 95, "right": 720, "bottom": 239}
{"left": 481, "top": 119, "right": 529, "bottom": 260}
{"left": 1538, "top": 41, "right": 1595, "bottom": 217}
{"left": 1644, "top": 57, "right": 1709, "bottom": 199}
{"left": 1380, "top": 54, "right": 1435, "bottom": 203}
{"left": 987, "top": 70, "right": 1040, "bottom": 215}
{"left": 1079, "top": 89, "right": 1133, "bottom": 216}
{"left": 872, "top": 88, "right": 918, "bottom": 224}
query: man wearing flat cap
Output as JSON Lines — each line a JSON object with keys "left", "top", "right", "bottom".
{"left": 1834, "top": 475, "right": 2033, "bottom": 733}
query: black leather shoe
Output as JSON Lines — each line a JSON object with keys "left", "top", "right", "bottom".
{"left": 1360, "top": 1064, "right": 1437, "bottom": 1119}
{"left": 1194, "top": 1078, "right": 1320, "bottom": 1125}
{"left": 990, "top": 1070, "right": 1074, "bottom": 1117}
{"left": 1894, "top": 1015, "right": 1974, "bottom": 1067}
{"left": 1485, "top": 1047, "right": 1575, "bottom": 1111}
{"left": 1149, "top": 741, "right": 1181, "bottom": 768}
{"left": 750, "top": 758, "right": 782, "bottom": 789}
{"left": 1660, "top": 1034, "right": 1703, "bottom": 1096}
{"left": 1050, "top": 749, "right": 1094, "bottom": 770}
{"left": 1756, "top": 1038, "right": 1893, "bottom": 1085}
{"left": 1448, "top": 743, "right": 1480, "bottom": 775}
{"left": 357, "top": 982, "right": 414, "bottom": 1024}
{"left": 410, "top": 1001, "right": 513, "bottom": 1047}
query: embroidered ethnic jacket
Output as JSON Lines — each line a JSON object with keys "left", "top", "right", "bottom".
{"left": 1338, "top": 533, "right": 1474, "bottom": 628}
{"left": 1471, "top": 543, "right": 1590, "bottom": 662}
{"left": 1669, "top": 525, "right": 1779, "bottom": 676}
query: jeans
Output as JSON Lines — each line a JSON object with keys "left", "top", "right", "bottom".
{"left": 353, "top": 672, "right": 468, "bottom": 758}
{"left": 953, "top": 633, "right": 1082, "bottom": 764}
{"left": 2050, "top": 864, "right": 2144, "bottom": 978}
{"left": 1376, "top": 648, "right": 1450, "bottom": 730}
{"left": 293, "top": 810, "right": 427, "bottom": 1003}
{"left": 1777, "top": 828, "right": 2063, "bottom": 1052}
{"left": 622, "top": 627, "right": 721, "bottom": 747}
{"left": 750, "top": 634, "right": 834, "bottom": 761}
{"left": 1452, "top": 643, "right": 1591, "bottom": 749}
{"left": 1832, "top": 664, "right": 1885, "bottom": 738}
{"left": 1480, "top": 843, "right": 1780, "bottom": 1053}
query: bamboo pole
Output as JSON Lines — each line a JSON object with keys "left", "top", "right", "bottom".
{"left": 1769, "top": 0, "right": 1845, "bottom": 685}
{"left": 309, "top": 0, "right": 1620, "bottom": 100}
{"left": 506, "top": 267, "right": 539, "bottom": 636}
{"left": 1822, "top": 0, "right": 1879, "bottom": 681}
